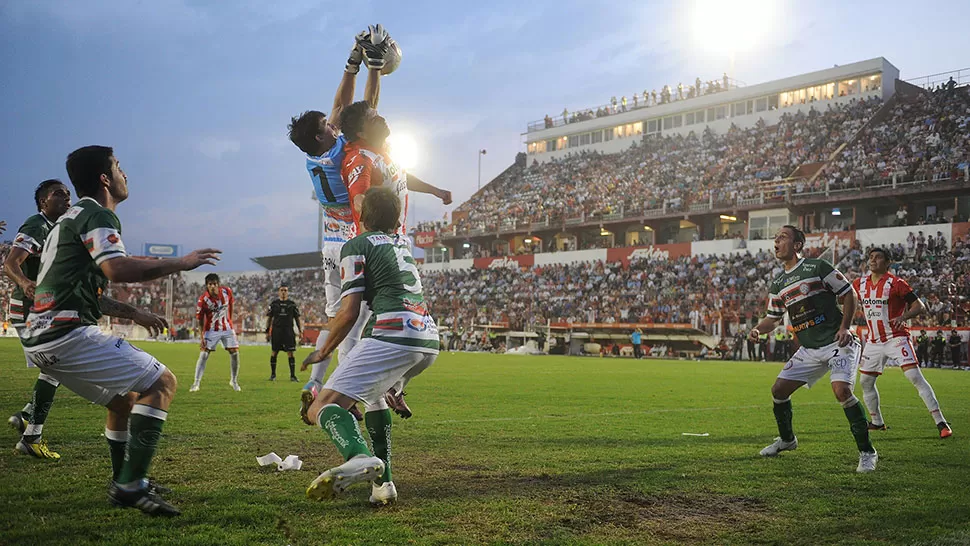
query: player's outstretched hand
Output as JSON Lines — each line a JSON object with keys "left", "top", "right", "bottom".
{"left": 889, "top": 318, "right": 906, "bottom": 330}
{"left": 835, "top": 328, "right": 853, "bottom": 347}
{"left": 748, "top": 328, "right": 761, "bottom": 343}
{"left": 22, "top": 280, "right": 37, "bottom": 300}
{"left": 181, "top": 248, "right": 221, "bottom": 270}
{"left": 134, "top": 310, "right": 168, "bottom": 338}
{"left": 345, "top": 32, "right": 365, "bottom": 74}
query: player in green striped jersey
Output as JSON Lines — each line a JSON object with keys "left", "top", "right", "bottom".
{"left": 19, "top": 146, "right": 221, "bottom": 515}
{"left": 748, "top": 225, "right": 877, "bottom": 472}
{"left": 301, "top": 186, "right": 439, "bottom": 505}
{"left": 5, "top": 180, "right": 72, "bottom": 459}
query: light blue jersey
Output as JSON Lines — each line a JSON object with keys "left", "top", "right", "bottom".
{"left": 306, "top": 135, "right": 349, "bottom": 206}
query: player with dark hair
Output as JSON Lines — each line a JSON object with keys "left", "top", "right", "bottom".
{"left": 853, "top": 247, "right": 951, "bottom": 438}
{"left": 6, "top": 179, "right": 72, "bottom": 459}
{"left": 191, "top": 273, "right": 241, "bottom": 390}
{"left": 19, "top": 145, "right": 220, "bottom": 515}
{"left": 749, "top": 225, "right": 877, "bottom": 472}
{"left": 266, "top": 284, "right": 302, "bottom": 380}
{"left": 289, "top": 25, "right": 391, "bottom": 400}
{"left": 301, "top": 186, "right": 439, "bottom": 505}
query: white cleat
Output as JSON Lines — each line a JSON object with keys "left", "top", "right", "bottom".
{"left": 369, "top": 481, "right": 398, "bottom": 506}
{"left": 230, "top": 381, "right": 241, "bottom": 392}
{"left": 306, "top": 455, "right": 385, "bottom": 501}
{"left": 857, "top": 450, "right": 878, "bottom": 473}
{"left": 760, "top": 436, "right": 798, "bottom": 457}
{"left": 189, "top": 383, "right": 200, "bottom": 393}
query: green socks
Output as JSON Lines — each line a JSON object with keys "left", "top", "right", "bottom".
{"left": 116, "top": 405, "right": 167, "bottom": 486}
{"left": 842, "top": 398, "right": 875, "bottom": 453}
{"left": 22, "top": 375, "right": 59, "bottom": 443}
{"left": 365, "top": 409, "right": 393, "bottom": 484}
{"left": 105, "top": 429, "right": 129, "bottom": 480}
{"left": 772, "top": 398, "right": 795, "bottom": 442}
{"left": 318, "top": 404, "right": 372, "bottom": 461}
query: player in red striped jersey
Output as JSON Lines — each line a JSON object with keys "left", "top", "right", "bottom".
{"left": 853, "top": 247, "right": 952, "bottom": 438}
{"left": 190, "top": 273, "right": 241, "bottom": 392}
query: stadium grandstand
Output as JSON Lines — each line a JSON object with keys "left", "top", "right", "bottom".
{"left": 2, "top": 58, "right": 968, "bottom": 363}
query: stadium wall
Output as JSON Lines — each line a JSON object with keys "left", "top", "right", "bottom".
{"left": 417, "top": 223, "right": 969, "bottom": 272}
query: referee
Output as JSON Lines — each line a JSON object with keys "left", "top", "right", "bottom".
{"left": 265, "top": 284, "right": 302, "bottom": 381}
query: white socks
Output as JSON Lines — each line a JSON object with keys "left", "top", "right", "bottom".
{"left": 229, "top": 352, "right": 240, "bottom": 383}
{"left": 194, "top": 351, "right": 209, "bottom": 384}
{"left": 904, "top": 367, "right": 945, "bottom": 424}
{"left": 860, "top": 373, "right": 882, "bottom": 425}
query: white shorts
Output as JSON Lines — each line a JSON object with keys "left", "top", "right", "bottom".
{"left": 860, "top": 336, "right": 919, "bottom": 375}
{"left": 22, "top": 326, "right": 166, "bottom": 406}
{"left": 322, "top": 242, "right": 344, "bottom": 319}
{"left": 777, "top": 339, "right": 861, "bottom": 388}
{"left": 323, "top": 338, "right": 437, "bottom": 407}
{"left": 204, "top": 330, "right": 239, "bottom": 351}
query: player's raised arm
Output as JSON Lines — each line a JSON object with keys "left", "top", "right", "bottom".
{"left": 358, "top": 25, "right": 390, "bottom": 109}
{"left": 330, "top": 32, "right": 368, "bottom": 131}
{"left": 406, "top": 173, "right": 452, "bottom": 205}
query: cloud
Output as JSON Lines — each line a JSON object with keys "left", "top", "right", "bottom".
{"left": 196, "top": 137, "right": 241, "bottom": 160}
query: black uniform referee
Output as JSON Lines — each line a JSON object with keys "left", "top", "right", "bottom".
{"left": 266, "top": 284, "right": 302, "bottom": 381}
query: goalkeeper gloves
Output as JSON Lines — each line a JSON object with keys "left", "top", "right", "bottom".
{"left": 344, "top": 31, "right": 367, "bottom": 74}
{"left": 356, "top": 24, "right": 390, "bottom": 71}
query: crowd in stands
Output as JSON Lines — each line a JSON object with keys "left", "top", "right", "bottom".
{"left": 459, "top": 96, "right": 888, "bottom": 236}
{"left": 460, "top": 85, "right": 970, "bottom": 240}
{"left": 543, "top": 74, "right": 737, "bottom": 128}
{"left": 823, "top": 83, "right": 970, "bottom": 192}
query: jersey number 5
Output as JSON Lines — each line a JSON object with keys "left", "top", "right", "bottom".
{"left": 393, "top": 246, "right": 423, "bottom": 294}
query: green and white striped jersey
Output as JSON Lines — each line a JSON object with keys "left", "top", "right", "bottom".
{"left": 766, "top": 257, "right": 852, "bottom": 349}
{"left": 19, "top": 198, "right": 127, "bottom": 348}
{"left": 340, "top": 231, "right": 439, "bottom": 353}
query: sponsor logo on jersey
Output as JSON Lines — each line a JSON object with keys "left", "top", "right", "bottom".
{"left": 799, "top": 284, "right": 811, "bottom": 295}
{"left": 367, "top": 234, "right": 393, "bottom": 246}
{"left": 861, "top": 298, "right": 888, "bottom": 305}
{"left": 347, "top": 165, "right": 364, "bottom": 186}
{"left": 406, "top": 318, "right": 428, "bottom": 332}
{"left": 107, "top": 233, "right": 120, "bottom": 244}
{"left": 61, "top": 206, "right": 83, "bottom": 220}
{"left": 402, "top": 299, "right": 427, "bottom": 315}
{"left": 792, "top": 314, "right": 827, "bottom": 333}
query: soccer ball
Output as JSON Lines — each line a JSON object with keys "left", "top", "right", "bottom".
{"left": 381, "top": 38, "right": 402, "bottom": 76}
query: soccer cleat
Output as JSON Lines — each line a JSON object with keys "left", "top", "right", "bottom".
{"left": 867, "top": 422, "right": 888, "bottom": 431}
{"left": 8, "top": 412, "right": 27, "bottom": 434}
{"left": 108, "top": 482, "right": 180, "bottom": 516}
{"left": 147, "top": 478, "right": 173, "bottom": 496}
{"left": 857, "top": 450, "right": 878, "bottom": 473}
{"left": 15, "top": 439, "right": 61, "bottom": 460}
{"left": 759, "top": 436, "right": 797, "bottom": 457}
{"left": 299, "top": 389, "right": 315, "bottom": 426}
{"left": 369, "top": 481, "right": 398, "bottom": 506}
{"left": 189, "top": 383, "right": 200, "bottom": 393}
{"left": 290, "top": 375, "right": 299, "bottom": 382}
{"left": 306, "top": 455, "right": 385, "bottom": 501}
{"left": 230, "top": 381, "right": 241, "bottom": 392}
{"left": 269, "top": 374, "right": 276, "bottom": 381}
{"left": 938, "top": 422, "right": 953, "bottom": 438}
{"left": 384, "top": 389, "right": 412, "bottom": 419}
{"left": 348, "top": 404, "right": 364, "bottom": 422}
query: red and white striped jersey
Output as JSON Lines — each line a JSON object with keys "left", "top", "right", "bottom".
{"left": 341, "top": 141, "right": 408, "bottom": 237}
{"left": 853, "top": 273, "right": 917, "bottom": 343}
{"left": 196, "top": 286, "right": 235, "bottom": 332}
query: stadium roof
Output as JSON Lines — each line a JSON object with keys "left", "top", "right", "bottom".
{"left": 249, "top": 252, "right": 320, "bottom": 270}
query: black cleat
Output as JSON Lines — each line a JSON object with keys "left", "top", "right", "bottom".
{"left": 108, "top": 482, "right": 180, "bottom": 516}
{"left": 867, "top": 422, "right": 888, "bottom": 431}
{"left": 348, "top": 404, "right": 364, "bottom": 422}
{"left": 269, "top": 374, "right": 276, "bottom": 381}
{"left": 290, "top": 376, "right": 299, "bottom": 382}
{"left": 384, "top": 389, "right": 412, "bottom": 419}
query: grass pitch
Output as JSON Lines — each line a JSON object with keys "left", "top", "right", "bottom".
{"left": 0, "top": 337, "right": 968, "bottom": 545}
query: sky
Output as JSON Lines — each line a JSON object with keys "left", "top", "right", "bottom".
{"left": 2, "top": 0, "right": 969, "bottom": 270}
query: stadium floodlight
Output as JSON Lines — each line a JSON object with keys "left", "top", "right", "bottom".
{"left": 689, "top": 0, "right": 778, "bottom": 56}
{"left": 643, "top": 225, "right": 653, "bottom": 231}
{"left": 720, "top": 214, "right": 737, "bottom": 221}
{"left": 462, "top": 242, "right": 471, "bottom": 248}
{"left": 386, "top": 133, "right": 418, "bottom": 170}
